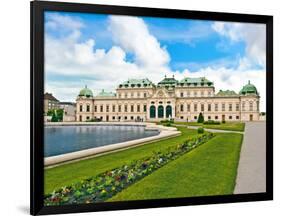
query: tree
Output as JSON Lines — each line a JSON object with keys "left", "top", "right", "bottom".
{"left": 197, "top": 112, "right": 204, "bottom": 123}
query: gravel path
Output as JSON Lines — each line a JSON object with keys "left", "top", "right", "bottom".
{"left": 234, "top": 122, "right": 266, "bottom": 194}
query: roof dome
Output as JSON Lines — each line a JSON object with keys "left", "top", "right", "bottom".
{"left": 157, "top": 75, "right": 178, "bottom": 88}
{"left": 239, "top": 81, "right": 258, "bottom": 95}
{"left": 78, "top": 85, "right": 93, "bottom": 98}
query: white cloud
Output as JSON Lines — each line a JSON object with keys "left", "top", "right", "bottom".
{"left": 45, "top": 14, "right": 266, "bottom": 111}
{"left": 212, "top": 22, "right": 266, "bottom": 67}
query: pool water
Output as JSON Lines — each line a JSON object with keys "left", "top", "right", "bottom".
{"left": 44, "top": 125, "right": 159, "bottom": 157}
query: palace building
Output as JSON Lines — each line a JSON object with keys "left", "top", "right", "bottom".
{"left": 76, "top": 76, "right": 260, "bottom": 122}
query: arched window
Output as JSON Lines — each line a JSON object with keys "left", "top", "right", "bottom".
{"left": 150, "top": 105, "right": 156, "bottom": 118}
{"left": 158, "top": 105, "right": 164, "bottom": 118}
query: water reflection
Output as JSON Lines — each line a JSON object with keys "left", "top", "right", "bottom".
{"left": 44, "top": 125, "right": 159, "bottom": 157}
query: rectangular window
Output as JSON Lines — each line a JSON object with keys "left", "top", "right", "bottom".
{"left": 144, "top": 93, "right": 147, "bottom": 98}
{"left": 137, "top": 105, "right": 140, "bottom": 112}
{"left": 229, "top": 103, "right": 232, "bottom": 111}
{"left": 215, "top": 116, "right": 218, "bottom": 120}
{"left": 194, "top": 116, "right": 197, "bottom": 120}
{"left": 180, "top": 104, "right": 184, "bottom": 112}
{"left": 208, "top": 116, "right": 211, "bottom": 120}
{"left": 236, "top": 115, "right": 239, "bottom": 119}
{"left": 180, "top": 92, "right": 184, "bottom": 97}
{"left": 131, "top": 116, "right": 134, "bottom": 120}
{"left": 100, "top": 105, "right": 103, "bottom": 112}
{"left": 242, "top": 102, "right": 246, "bottom": 111}
{"left": 201, "top": 104, "right": 204, "bottom": 112}
{"left": 112, "top": 116, "right": 115, "bottom": 120}
{"left": 187, "top": 104, "right": 190, "bottom": 112}
{"left": 80, "top": 105, "right": 83, "bottom": 112}
{"left": 208, "top": 104, "right": 211, "bottom": 112}
{"left": 194, "top": 104, "right": 197, "bottom": 112}
{"left": 106, "top": 105, "right": 109, "bottom": 112}
{"left": 144, "top": 104, "right": 147, "bottom": 112}
{"left": 112, "top": 105, "right": 115, "bottom": 112}
{"left": 249, "top": 101, "right": 253, "bottom": 111}
{"left": 118, "top": 105, "right": 121, "bottom": 112}
{"left": 86, "top": 105, "right": 90, "bottom": 112}
{"left": 222, "top": 103, "right": 225, "bottom": 111}
{"left": 125, "top": 105, "right": 128, "bottom": 112}
{"left": 131, "top": 92, "right": 134, "bottom": 98}
{"left": 229, "top": 115, "right": 232, "bottom": 119}
{"left": 236, "top": 103, "right": 239, "bottom": 111}
{"left": 94, "top": 105, "right": 97, "bottom": 112}
{"left": 215, "top": 103, "right": 218, "bottom": 111}
{"left": 125, "top": 93, "right": 127, "bottom": 98}
{"left": 137, "top": 92, "right": 140, "bottom": 98}
{"left": 131, "top": 105, "right": 134, "bottom": 112}
{"left": 257, "top": 101, "right": 259, "bottom": 111}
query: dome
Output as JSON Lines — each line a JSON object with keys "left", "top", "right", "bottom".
{"left": 78, "top": 85, "right": 93, "bottom": 98}
{"left": 239, "top": 81, "right": 258, "bottom": 95}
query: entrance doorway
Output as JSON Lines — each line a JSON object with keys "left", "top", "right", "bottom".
{"left": 166, "top": 105, "right": 172, "bottom": 118}
{"left": 158, "top": 105, "right": 164, "bottom": 118}
{"left": 150, "top": 105, "right": 156, "bottom": 118}
{"left": 250, "top": 114, "right": 253, "bottom": 121}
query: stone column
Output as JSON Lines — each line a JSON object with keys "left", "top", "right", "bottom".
{"left": 155, "top": 105, "right": 158, "bottom": 120}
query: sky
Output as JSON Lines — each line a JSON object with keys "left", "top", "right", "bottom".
{"left": 44, "top": 11, "right": 266, "bottom": 111}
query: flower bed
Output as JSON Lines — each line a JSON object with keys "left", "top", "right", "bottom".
{"left": 44, "top": 133, "right": 215, "bottom": 206}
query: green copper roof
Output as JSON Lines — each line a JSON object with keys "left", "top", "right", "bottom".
{"left": 178, "top": 77, "right": 213, "bottom": 86}
{"left": 157, "top": 75, "right": 178, "bottom": 88}
{"left": 216, "top": 90, "right": 238, "bottom": 97}
{"left": 119, "top": 78, "right": 154, "bottom": 88}
{"left": 97, "top": 89, "right": 116, "bottom": 97}
{"left": 239, "top": 81, "right": 258, "bottom": 95}
{"left": 78, "top": 85, "right": 93, "bottom": 98}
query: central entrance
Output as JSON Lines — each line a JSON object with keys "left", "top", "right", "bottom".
{"left": 166, "top": 105, "right": 172, "bottom": 118}
{"left": 158, "top": 105, "right": 164, "bottom": 118}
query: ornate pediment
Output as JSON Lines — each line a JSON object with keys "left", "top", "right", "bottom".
{"left": 152, "top": 88, "right": 173, "bottom": 99}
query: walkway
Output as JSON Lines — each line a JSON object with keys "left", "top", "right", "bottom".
{"left": 186, "top": 125, "right": 244, "bottom": 134}
{"left": 234, "top": 122, "right": 266, "bottom": 194}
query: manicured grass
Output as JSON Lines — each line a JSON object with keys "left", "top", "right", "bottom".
{"left": 44, "top": 127, "right": 198, "bottom": 194}
{"left": 174, "top": 122, "right": 245, "bottom": 132}
{"left": 109, "top": 133, "right": 243, "bottom": 201}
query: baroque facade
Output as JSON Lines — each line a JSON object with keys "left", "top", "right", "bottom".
{"left": 76, "top": 76, "right": 260, "bottom": 122}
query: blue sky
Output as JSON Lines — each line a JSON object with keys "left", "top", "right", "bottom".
{"left": 44, "top": 11, "right": 266, "bottom": 110}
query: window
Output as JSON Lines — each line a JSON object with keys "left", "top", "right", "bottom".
{"left": 201, "top": 104, "right": 204, "bottom": 112}
{"left": 236, "top": 103, "right": 239, "bottom": 111}
{"left": 236, "top": 115, "right": 239, "bottom": 119}
{"left": 194, "top": 104, "right": 197, "bottom": 112}
{"left": 79, "top": 115, "right": 82, "bottom": 121}
{"left": 131, "top": 92, "right": 134, "bottom": 98}
{"left": 124, "top": 116, "right": 127, "bottom": 120}
{"left": 112, "top": 116, "right": 115, "bottom": 120}
{"left": 194, "top": 116, "right": 197, "bottom": 120}
{"left": 208, "top": 91, "right": 211, "bottom": 96}
{"left": 125, "top": 93, "right": 127, "bottom": 98}
{"left": 137, "top": 105, "right": 140, "bottom": 112}
{"left": 229, "top": 103, "right": 232, "bottom": 111}
{"left": 201, "top": 91, "right": 204, "bottom": 97}
{"left": 131, "top": 105, "right": 134, "bottom": 112}
{"left": 118, "top": 105, "right": 121, "bottom": 112}
{"left": 180, "top": 116, "right": 184, "bottom": 119}
{"left": 131, "top": 116, "right": 134, "bottom": 120}
{"left": 208, "top": 116, "right": 211, "bottom": 120}
{"left": 215, "top": 103, "right": 218, "bottom": 111}
{"left": 118, "top": 116, "right": 121, "bottom": 120}
{"left": 242, "top": 102, "right": 246, "bottom": 111}
{"left": 257, "top": 101, "right": 259, "bottom": 111}
{"left": 222, "top": 103, "right": 225, "bottom": 111}
{"left": 229, "top": 116, "right": 232, "bottom": 120}
{"left": 144, "top": 104, "right": 147, "bottom": 112}
{"left": 100, "top": 105, "right": 103, "bottom": 112}
{"left": 125, "top": 105, "right": 128, "bottom": 112}
{"left": 112, "top": 105, "right": 115, "bottom": 112}
{"left": 144, "top": 92, "right": 147, "bottom": 98}
{"left": 180, "top": 104, "right": 184, "bottom": 112}
{"left": 119, "top": 93, "right": 122, "bottom": 98}
{"left": 215, "top": 116, "right": 218, "bottom": 120}
{"left": 187, "top": 91, "right": 190, "bottom": 97}
{"left": 137, "top": 92, "right": 140, "bottom": 98}
{"left": 106, "top": 105, "right": 109, "bottom": 112}
{"left": 94, "top": 105, "right": 97, "bottom": 112}
{"left": 208, "top": 104, "right": 211, "bottom": 112}
{"left": 180, "top": 92, "right": 184, "bottom": 97}
{"left": 187, "top": 104, "right": 190, "bottom": 112}
{"left": 86, "top": 116, "right": 90, "bottom": 120}
{"left": 79, "top": 104, "right": 83, "bottom": 112}
{"left": 249, "top": 101, "right": 253, "bottom": 111}
{"left": 194, "top": 91, "right": 197, "bottom": 97}
{"left": 86, "top": 105, "right": 90, "bottom": 112}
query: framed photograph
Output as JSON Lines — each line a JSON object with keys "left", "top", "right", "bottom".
{"left": 31, "top": 1, "right": 273, "bottom": 215}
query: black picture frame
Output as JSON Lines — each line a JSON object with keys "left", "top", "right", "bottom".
{"left": 30, "top": 1, "right": 273, "bottom": 215}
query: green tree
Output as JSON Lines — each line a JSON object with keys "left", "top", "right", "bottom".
{"left": 197, "top": 112, "right": 204, "bottom": 123}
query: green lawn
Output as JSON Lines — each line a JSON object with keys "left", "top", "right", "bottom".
{"left": 44, "top": 127, "right": 198, "bottom": 194}
{"left": 109, "top": 133, "right": 243, "bottom": 201}
{"left": 174, "top": 122, "right": 245, "bottom": 132}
